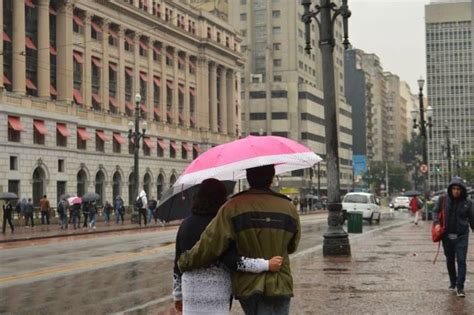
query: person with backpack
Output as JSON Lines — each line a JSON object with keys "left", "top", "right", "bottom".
{"left": 135, "top": 190, "right": 147, "bottom": 226}
{"left": 87, "top": 202, "right": 97, "bottom": 230}
{"left": 433, "top": 177, "right": 474, "bottom": 298}
{"left": 57, "top": 199, "right": 68, "bottom": 229}
{"left": 147, "top": 197, "right": 157, "bottom": 224}
{"left": 103, "top": 201, "right": 113, "bottom": 225}
{"left": 114, "top": 196, "right": 125, "bottom": 224}
{"left": 24, "top": 198, "right": 35, "bottom": 228}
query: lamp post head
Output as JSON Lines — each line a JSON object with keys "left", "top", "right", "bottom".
{"left": 410, "top": 108, "right": 419, "bottom": 120}
{"left": 135, "top": 93, "right": 142, "bottom": 104}
{"left": 128, "top": 121, "right": 134, "bottom": 131}
{"left": 427, "top": 106, "right": 433, "bottom": 119}
{"left": 141, "top": 120, "right": 148, "bottom": 132}
{"left": 417, "top": 77, "right": 425, "bottom": 90}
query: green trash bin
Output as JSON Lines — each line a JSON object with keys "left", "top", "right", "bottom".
{"left": 347, "top": 211, "right": 363, "bottom": 233}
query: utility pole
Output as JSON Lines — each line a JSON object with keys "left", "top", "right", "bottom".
{"left": 385, "top": 161, "right": 389, "bottom": 198}
{"left": 302, "top": 0, "right": 351, "bottom": 256}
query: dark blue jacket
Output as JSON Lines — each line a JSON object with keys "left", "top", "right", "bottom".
{"left": 433, "top": 177, "right": 474, "bottom": 236}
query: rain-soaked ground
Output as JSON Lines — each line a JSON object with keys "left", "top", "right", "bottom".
{"left": 0, "top": 211, "right": 406, "bottom": 314}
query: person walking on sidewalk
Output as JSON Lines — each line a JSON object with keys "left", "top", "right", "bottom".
{"left": 18, "top": 198, "right": 28, "bottom": 226}
{"left": 82, "top": 201, "right": 89, "bottom": 229}
{"left": 103, "top": 201, "right": 113, "bottom": 225}
{"left": 57, "top": 199, "right": 68, "bottom": 229}
{"left": 179, "top": 165, "right": 301, "bottom": 315}
{"left": 433, "top": 177, "right": 474, "bottom": 298}
{"left": 24, "top": 199, "right": 35, "bottom": 228}
{"left": 135, "top": 190, "right": 147, "bottom": 227}
{"left": 114, "top": 196, "right": 125, "bottom": 224}
{"left": 147, "top": 197, "right": 157, "bottom": 224}
{"left": 39, "top": 195, "right": 50, "bottom": 225}
{"left": 2, "top": 200, "right": 14, "bottom": 234}
{"left": 410, "top": 195, "right": 423, "bottom": 225}
{"left": 88, "top": 202, "right": 97, "bottom": 230}
{"left": 71, "top": 203, "right": 81, "bottom": 229}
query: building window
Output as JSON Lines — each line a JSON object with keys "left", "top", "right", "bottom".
{"left": 143, "top": 139, "right": 151, "bottom": 156}
{"left": 8, "top": 180, "right": 20, "bottom": 198}
{"left": 207, "top": 27, "right": 212, "bottom": 39}
{"left": 273, "top": 59, "right": 282, "bottom": 67}
{"left": 250, "top": 112, "right": 266, "bottom": 120}
{"left": 272, "top": 27, "right": 281, "bottom": 35}
{"left": 240, "top": 13, "right": 247, "bottom": 21}
{"left": 9, "top": 156, "right": 18, "bottom": 171}
{"left": 58, "top": 159, "right": 65, "bottom": 173}
{"left": 217, "top": 32, "right": 221, "bottom": 43}
{"left": 33, "top": 120, "right": 46, "bottom": 145}
{"left": 57, "top": 181, "right": 67, "bottom": 203}
{"left": 73, "top": 11, "right": 84, "bottom": 34}
{"left": 113, "top": 133, "right": 123, "bottom": 153}
{"left": 157, "top": 139, "right": 165, "bottom": 157}
{"left": 7, "top": 116, "right": 23, "bottom": 142}
{"left": 92, "top": 57, "right": 101, "bottom": 111}
{"left": 108, "top": 25, "right": 119, "bottom": 46}
{"left": 271, "top": 90, "right": 287, "bottom": 98}
{"left": 170, "top": 141, "right": 177, "bottom": 158}
{"left": 125, "top": 32, "right": 134, "bottom": 52}
{"left": 273, "top": 43, "right": 281, "bottom": 51}
{"left": 139, "top": 38, "right": 148, "bottom": 57}
{"left": 272, "top": 10, "right": 281, "bottom": 18}
{"left": 56, "top": 124, "right": 68, "bottom": 147}
{"left": 96, "top": 131, "right": 106, "bottom": 152}
{"left": 274, "top": 75, "right": 282, "bottom": 82}
{"left": 91, "top": 18, "right": 102, "bottom": 40}
{"left": 182, "top": 143, "right": 189, "bottom": 160}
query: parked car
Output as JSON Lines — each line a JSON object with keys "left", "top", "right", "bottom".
{"left": 392, "top": 196, "right": 410, "bottom": 210}
{"left": 342, "top": 192, "right": 382, "bottom": 225}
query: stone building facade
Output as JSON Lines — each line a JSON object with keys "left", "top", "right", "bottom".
{"left": 0, "top": 0, "right": 243, "bottom": 206}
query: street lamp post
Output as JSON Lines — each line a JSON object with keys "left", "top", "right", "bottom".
{"left": 442, "top": 120, "right": 452, "bottom": 182}
{"left": 302, "top": 0, "right": 351, "bottom": 256}
{"left": 128, "top": 93, "right": 147, "bottom": 202}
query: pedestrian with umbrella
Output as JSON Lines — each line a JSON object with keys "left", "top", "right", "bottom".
{"left": 87, "top": 202, "right": 98, "bottom": 230}
{"left": 57, "top": 198, "right": 68, "bottom": 229}
{"left": 2, "top": 200, "right": 14, "bottom": 234}
{"left": 114, "top": 196, "right": 125, "bottom": 224}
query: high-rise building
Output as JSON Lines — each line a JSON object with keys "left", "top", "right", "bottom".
{"left": 0, "top": 0, "right": 243, "bottom": 206}
{"left": 399, "top": 81, "right": 418, "bottom": 143}
{"left": 229, "top": 0, "right": 354, "bottom": 194}
{"left": 425, "top": 0, "right": 473, "bottom": 188}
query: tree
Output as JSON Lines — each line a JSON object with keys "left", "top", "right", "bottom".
{"left": 364, "top": 161, "right": 411, "bottom": 195}
{"left": 400, "top": 133, "right": 425, "bottom": 190}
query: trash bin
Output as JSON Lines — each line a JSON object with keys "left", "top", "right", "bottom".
{"left": 347, "top": 211, "right": 363, "bottom": 233}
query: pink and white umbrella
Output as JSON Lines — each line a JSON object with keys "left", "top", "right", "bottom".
{"left": 174, "top": 135, "right": 322, "bottom": 187}
{"left": 67, "top": 196, "right": 82, "bottom": 205}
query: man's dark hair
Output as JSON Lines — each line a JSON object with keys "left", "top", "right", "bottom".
{"left": 246, "top": 165, "right": 275, "bottom": 189}
{"left": 43, "top": 195, "right": 47, "bottom": 198}
{"left": 191, "top": 178, "right": 228, "bottom": 215}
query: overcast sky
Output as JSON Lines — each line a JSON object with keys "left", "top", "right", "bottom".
{"left": 349, "top": 0, "right": 431, "bottom": 93}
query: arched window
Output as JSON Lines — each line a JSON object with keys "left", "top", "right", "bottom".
{"left": 157, "top": 174, "right": 164, "bottom": 200}
{"left": 169, "top": 174, "right": 177, "bottom": 187}
{"left": 77, "top": 169, "right": 88, "bottom": 197}
{"left": 112, "top": 171, "right": 122, "bottom": 201}
{"left": 95, "top": 170, "right": 105, "bottom": 206}
{"left": 32, "top": 167, "right": 46, "bottom": 206}
{"left": 143, "top": 173, "right": 151, "bottom": 197}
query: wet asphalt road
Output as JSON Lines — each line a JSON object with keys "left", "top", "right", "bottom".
{"left": 0, "top": 210, "right": 402, "bottom": 314}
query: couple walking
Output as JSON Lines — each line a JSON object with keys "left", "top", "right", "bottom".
{"left": 174, "top": 164, "right": 300, "bottom": 315}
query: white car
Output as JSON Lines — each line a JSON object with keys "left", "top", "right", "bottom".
{"left": 393, "top": 196, "right": 410, "bottom": 210}
{"left": 342, "top": 192, "right": 382, "bottom": 224}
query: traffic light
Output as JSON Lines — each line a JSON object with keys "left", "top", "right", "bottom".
{"left": 435, "top": 164, "right": 441, "bottom": 174}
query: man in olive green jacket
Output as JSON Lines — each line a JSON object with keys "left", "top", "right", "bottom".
{"left": 178, "top": 165, "right": 301, "bottom": 314}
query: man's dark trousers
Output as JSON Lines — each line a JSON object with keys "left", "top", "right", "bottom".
{"left": 442, "top": 234, "right": 469, "bottom": 289}
{"left": 41, "top": 211, "right": 50, "bottom": 225}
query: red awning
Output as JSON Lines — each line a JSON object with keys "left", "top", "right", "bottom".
{"left": 73, "top": 15, "right": 84, "bottom": 27}
{"left": 73, "top": 89, "right": 84, "bottom": 105}
{"left": 190, "top": 116, "right": 196, "bottom": 124}
{"left": 189, "top": 62, "right": 196, "bottom": 71}
{"left": 50, "top": 84, "right": 58, "bottom": 96}
{"left": 109, "top": 96, "right": 118, "bottom": 108}
{"left": 26, "top": 78, "right": 37, "bottom": 90}
{"left": 140, "top": 104, "right": 147, "bottom": 112}
{"left": 126, "top": 101, "right": 134, "bottom": 110}
{"left": 3, "top": 31, "right": 11, "bottom": 42}
{"left": 91, "top": 21, "right": 102, "bottom": 33}
{"left": 179, "top": 112, "right": 184, "bottom": 121}
{"left": 182, "top": 143, "right": 191, "bottom": 152}
{"left": 3, "top": 74, "right": 12, "bottom": 85}
{"left": 92, "top": 57, "right": 102, "bottom": 67}
{"left": 92, "top": 93, "right": 102, "bottom": 104}
{"left": 193, "top": 144, "right": 202, "bottom": 153}
{"left": 25, "top": 0, "right": 35, "bottom": 8}
{"left": 73, "top": 51, "right": 84, "bottom": 64}
{"left": 139, "top": 72, "right": 148, "bottom": 82}
{"left": 109, "top": 29, "right": 118, "bottom": 39}
{"left": 178, "top": 85, "right": 185, "bottom": 94}
{"left": 143, "top": 137, "right": 155, "bottom": 149}
{"left": 157, "top": 139, "right": 166, "bottom": 150}
{"left": 50, "top": 45, "right": 57, "bottom": 55}
{"left": 49, "top": 6, "right": 57, "bottom": 15}
{"left": 153, "top": 45, "right": 161, "bottom": 55}
{"left": 178, "top": 56, "right": 185, "bottom": 65}
{"left": 77, "top": 127, "right": 91, "bottom": 141}
{"left": 33, "top": 120, "right": 48, "bottom": 135}
{"left": 8, "top": 116, "right": 25, "bottom": 132}
{"left": 153, "top": 107, "right": 161, "bottom": 117}
{"left": 56, "top": 123, "right": 71, "bottom": 137}
{"left": 189, "top": 88, "right": 196, "bottom": 96}
{"left": 125, "top": 36, "right": 134, "bottom": 45}
{"left": 113, "top": 133, "right": 126, "bottom": 144}
{"left": 96, "top": 130, "right": 110, "bottom": 142}
{"left": 125, "top": 68, "right": 133, "bottom": 76}
{"left": 25, "top": 36, "right": 36, "bottom": 50}
{"left": 170, "top": 141, "right": 178, "bottom": 151}
{"left": 166, "top": 110, "right": 172, "bottom": 118}
{"left": 109, "top": 63, "right": 117, "bottom": 71}
{"left": 166, "top": 81, "right": 173, "bottom": 89}
{"left": 165, "top": 51, "right": 173, "bottom": 59}
{"left": 139, "top": 40, "right": 148, "bottom": 50}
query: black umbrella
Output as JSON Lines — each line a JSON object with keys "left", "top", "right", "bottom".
{"left": 156, "top": 181, "right": 236, "bottom": 222}
{"left": 82, "top": 192, "right": 100, "bottom": 202}
{"left": 0, "top": 192, "right": 19, "bottom": 200}
{"left": 404, "top": 190, "right": 422, "bottom": 197}
{"left": 59, "top": 193, "right": 74, "bottom": 201}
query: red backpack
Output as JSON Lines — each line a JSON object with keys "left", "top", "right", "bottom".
{"left": 432, "top": 195, "right": 446, "bottom": 264}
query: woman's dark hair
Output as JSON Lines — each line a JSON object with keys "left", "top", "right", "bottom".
{"left": 191, "top": 178, "right": 227, "bottom": 215}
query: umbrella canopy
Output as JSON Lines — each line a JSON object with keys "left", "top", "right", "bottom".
{"left": 59, "top": 193, "right": 74, "bottom": 201}
{"left": 175, "top": 135, "right": 322, "bottom": 187}
{"left": 0, "top": 192, "right": 19, "bottom": 200}
{"left": 82, "top": 192, "right": 100, "bottom": 203}
{"left": 67, "top": 196, "right": 82, "bottom": 205}
{"left": 156, "top": 181, "right": 236, "bottom": 222}
{"left": 404, "top": 190, "right": 422, "bottom": 197}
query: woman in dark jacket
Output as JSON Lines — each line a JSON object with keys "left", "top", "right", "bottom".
{"left": 173, "top": 179, "right": 282, "bottom": 314}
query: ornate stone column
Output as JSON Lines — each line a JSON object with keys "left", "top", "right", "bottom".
{"left": 183, "top": 53, "right": 190, "bottom": 128}
{"left": 118, "top": 27, "right": 126, "bottom": 113}
{"left": 227, "top": 69, "right": 236, "bottom": 136}
{"left": 37, "top": 0, "right": 50, "bottom": 98}
{"left": 12, "top": 0, "right": 26, "bottom": 94}
{"left": 102, "top": 20, "right": 110, "bottom": 111}
{"left": 196, "top": 57, "right": 209, "bottom": 130}
{"left": 160, "top": 44, "right": 167, "bottom": 123}
{"left": 83, "top": 13, "right": 92, "bottom": 108}
{"left": 57, "top": 0, "right": 73, "bottom": 102}
{"left": 209, "top": 62, "right": 218, "bottom": 133}
{"left": 219, "top": 67, "right": 228, "bottom": 134}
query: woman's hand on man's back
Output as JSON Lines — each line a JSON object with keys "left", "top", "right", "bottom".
{"left": 268, "top": 256, "right": 283, "bottom": 272}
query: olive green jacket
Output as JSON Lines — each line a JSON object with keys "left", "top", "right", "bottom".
{"left": 178, "top": 189, "right": 301, "bottom": 299}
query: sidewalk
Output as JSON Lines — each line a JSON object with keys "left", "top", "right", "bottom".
{"left": 287, "top": 221, "right": 473, "bottom": 315}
